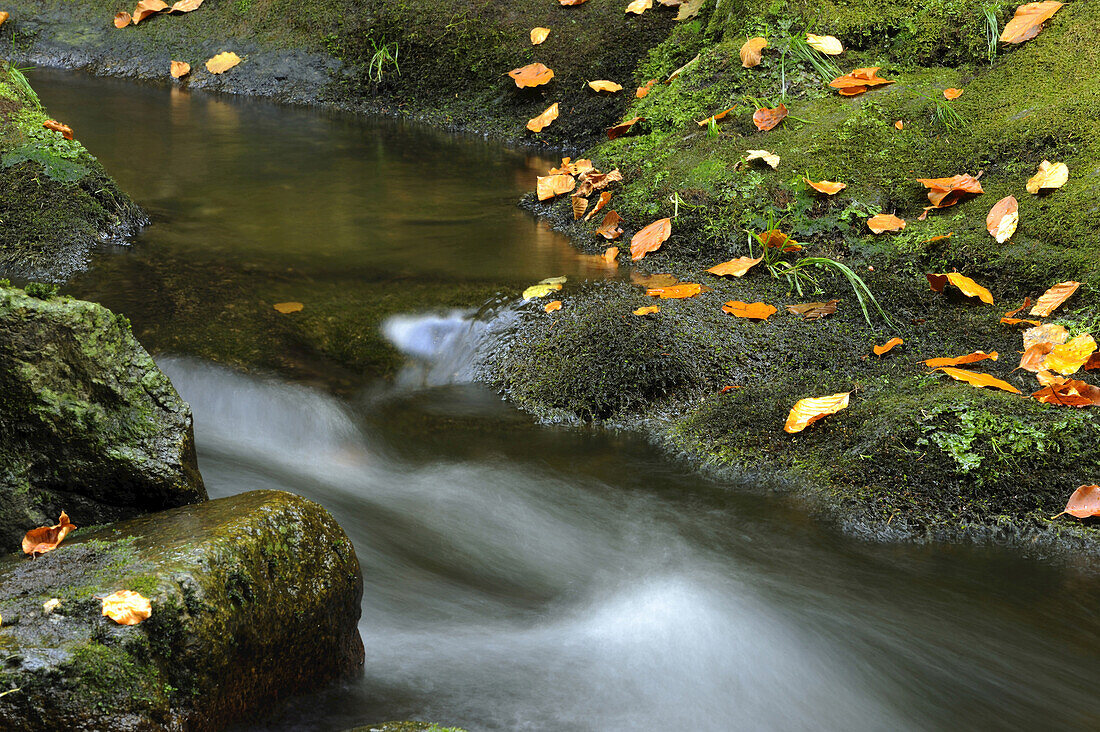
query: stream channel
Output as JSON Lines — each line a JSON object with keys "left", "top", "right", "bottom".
{"left": 33, "top": 69, "right": 1100, "bottom": 731}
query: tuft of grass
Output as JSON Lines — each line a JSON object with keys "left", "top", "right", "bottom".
{"left": 367, "top": 40, "right": 400, "bottom": 83}
{"left": 982, "top": 6, "right": 1000, "bottom": 64}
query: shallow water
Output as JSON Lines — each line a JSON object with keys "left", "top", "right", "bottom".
{"left": 31, "top": 70, "right": 1100, "bottom": 731}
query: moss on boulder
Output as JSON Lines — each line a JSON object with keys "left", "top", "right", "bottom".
{"left": 0, "top": 489, "right": 364, "bottom": 730}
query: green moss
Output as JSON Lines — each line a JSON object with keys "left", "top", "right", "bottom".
{"left": 68, "top": 643, "right": 170, "bottom": 713}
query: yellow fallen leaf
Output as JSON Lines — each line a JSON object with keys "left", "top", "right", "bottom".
{"left": 806, "top": 33, "right": 843, "bottom": 55}
{"left": 804, "top": 178, "right": 846, "bottom": 195}
{"left": 588, "top": 80, "right": 622, "bottom": 93}
{"left": 114, "top": 10, "right": 132, "bottom": 27}
{"left": 936, "top": 367, "right": 1021, "bottom": 394}
{"left": 926, "top": 272, "right": 993, "bottom": 304}
{"left": 1000, "top": 1, "right": 1063, "bottom": 43}
{"left": 633, "top": 305, "right": 660, "bottom": 316}
{"left": 132, "top": 0, "right": 168, "bottom": 24}
{"left": 42, "top": 598, "right": 62, "bottom": 614}
{"left": 1023, "top": 323, "right": 1069, "bottom": 349}
{"left": 522, "top": 283, "right": 563, "bottom": 300}
{"left": 102, "top": 590, "right": 152, "bottom": 626}
{"left": 924, "top": 351, "right": 998, "bottom": 368}
{"left": 626, "top": 0, "right": 652, "bottom": 13}
{"left": 986, "top": 195, "right": 1018, "bottom": 243}
{"left": 1043, "top": 334, "right": 1097, "bottom": 375}
{"left": 527, "top": 102, "right": 559, "bottom": 133}
{"left": 697, "top": 107, "right": 737, "bottom": 126}
{"left": 1026, "top": 160, "right": 1068, "bottom": 194}
{"left": 784, "top": 392, "right": 850, "bottom": 433}
{"left": 675, "top": 0, "right": 703, "bottom": 19}
{"left": 740, "top": 37, "right": 768, "bottom": 68}
{"left": 571, "top": 195, "right": 588, "bottom": 220}
{"left": 745, "top": 149, "right": 779, "bottom": 168}
{"left": 530, "top": 27, "right": 550, "bottom": 45}
{"left": 508, "top": 63, "right": 554, "bottom": 88}
{"left": 169, "top": 0, "right": 203, "bottom": 11}
{"left": 536, "top": 174, "right": 576, "bottom": 201}
{"left": 170, "top": 60, "right": 191, "bottom": 79}
{"left": 206, "top": 51, "right": 242, "bottom": 74}
{"left": 707, "top": 256, "right": 763, "bottom": 277}
{"left": 273, "top": 301, "right": 303, "bottom": 313}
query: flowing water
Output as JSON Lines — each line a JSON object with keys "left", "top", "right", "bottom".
{"left": 30, "top": 70, "right": 1100, "bottom": 731}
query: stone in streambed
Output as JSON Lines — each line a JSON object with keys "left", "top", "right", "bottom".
{"left": 0, "top": 489, "right": 364, "bottom": 730}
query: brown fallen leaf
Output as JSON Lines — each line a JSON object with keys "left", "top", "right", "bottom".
{"left": 674, "top": 0, "right": 704, "bottom": 20}
{"left": 527, "top": 102, "right": 559, "bottom": 133}
{"left": 740, "top": 37, "right": 768, "bottom": 68}
{"left": 646, "top": 283, "right": 708, "bottom": 299}
{"left": 805, "top": 33, "right": 843, "bottom": 55}
{"left": 636, "top": 79, "right": 657, "bottom": 98}
{"left": 531, "top": 27, "right": 550, "bottom": 45}
{"left": 1019, "top": 342, "right": 1055, "bottom": 372}
{"left": 1023, "top": 322, "right": 1070, "bottom": 349}
{"left": 787, "top": 299, "right": 839, "bottom": 320}
{"left": 915, "top": 174, "right": 984, "bottom": 209}
{"left": 509, "top": 63, "right": 554, "bottom": 88}
{"left": 588, "top": 80, "right": 622, "bottom": 93}
{"left": 102, "top": 590, "right": 152, "bottom": 625}
{"left": 607, "top": 117, "right": 644, "bottom": 140}
{"left": 723, "top": 301, "right": 777, "bottom": 320}
{"left": 666, "top": 54, "right": 700, "bottom": 83}
{"left": 753, "top": 103, "right": 788, "bottom": 132}
{"left": 829, "top": 67, "right": 894, "bottom": 96}
{"left": 758, "top": 229, "right": 801, "bottom": 251}
{"left": 634, "top": 305, "right": 661, "bottom": 316}
{"left": 579, "top": 168, "right": 622, "bottom": 192}
{"left": 1083, "top": 353, "right": 1100, "bottom": 371}
{"left": 1002, "top": 318, "right": 1041, "bottom": 327}
{"left": 114, "top": 10, "right": 132, "bottom": 27}
{"left": 170, "top": 60, "right": 191, "bottom": 79}
{"left": 206, "top": 51, "right": 242, "bottom": 74}
{"left": 132, "top": 0, "right": 168, "bottom": 23}
{"left": 602, "top": 246, "right": 619, "bottom": 263}
{"left": 1000, "top": 1, "right": 1063, "bottom": 44}
{"left": 1026, "top": 160, "right": 1068, "bottom": 194}
{"left": 626, "top": 0, "right": 653, "bottom": 14}
{"left": 596, "top": 210, "right": 624, "bottom": 240}
{"left": 22, "top": 511, "right": 76, "bottom": 557}
{"left": 1030, "top": 280, "right": 1080, "bottom": 317}
{"left": 273, "top": 301, "right": 304, "bottom": 313}
{"left": 804, "top": 178, "right": 846, "bottom": 195}
{"left": 43, "top": 120, "right": 73, "bottom": 140}
{"left": 936, "top": 367, "right": 1021, "bottom": 394}
{"left": 1034, "top": 380, "right": 1100, "bottom": 407}
{"left": 707, "top": 256, "right": 763, "bottom": 278}
{"left": 536, "top": 174, "right": 575, "bottom": 201}
{"left": 867, "top": 213, "right": 905, "bottom": 233}
{"left": 544, "top": 300, "right": 562, "bottom": 313}
{"left": 1043, "top": 334, "right": 1097, "bottom": 375}
{"left": 630, "top": 218, "right": 672, "bottom": 260}
{"left": 986, "top": 196, "right": 1018, "bottom": 243}
{"left": 1006, "top": 297, "right": 1033, "bottom": 318}
{"left": 571, "top": 195, "right": 588, "bottom": 220}
{"left": 631, "top": 272, "right": 679, "bottom": 288}
{"left": 943, "top": 88, "right": 963, "bottom": 100}
{"left": 924, "top": 351, "right": 998, "bottom": 368}
{"left": 873, "top": 337, "right": 904, "bottom": 356}
{"left": 927, "top": 272, "right": 993, "bottom": 304}
{"left": 585, "top": 191, "right": 612, "bottom": 221}
{"left": 784, "top": 392, "right": 850, "bottom": 433}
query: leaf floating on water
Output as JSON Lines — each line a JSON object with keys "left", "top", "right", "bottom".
{"left": 544, "top": 300, "right": 562, "bottom": 313}
{"left": 1026, "top": 160, "right": 1068, "bottom": 194}
{"left": 1023, "top": 322, "right": 1069, "bottom": 349}
{"left": 1043, "top": 334, "right": 1097, "bottom": 375}
{"left": 867, "top": 214, "right": 905, "bottom": 233}
{"left": 873, "top": 337, "right": 904, "bottom": 356}
{"left": 707, "top": 256, "right": 763, "bottom": 278}
{"left": 943, "top": 88, "right": 963, "bottom": 99}
{"left": 595, "top": 210, "right": 624, "bottom": 240}
{"left": 752, "top": 103, "right": 788, "bottom": 132}
{"left": 170, "top": 60, "right": 191, "bottom": 79}
{"left": 42, "top": 119, "right": 73, "bottom": 140}
{"left": 625, "top": 0, "right": 653, "bottom": 14}
{"left": 602, "top": 246, "right": 619, "bottom": 262}
{"left": 805, "top": 33, "right": 843, "bottom": 54}
{"left": 804, "top": 178, "right": 846, "bottom": 195}
{"left": 527, "top": 103, "right": 559, "bottom": 133}
{"left": 206, "top": 51, "right": 242, "bottom": 74}
{"left": 787, "top": 299, "right": 840, "bottom": 320}
{"left": 631, "top": 272, "right": 679, "bottom": 288}
{"left": 1030, "top": 280, "right": 1080, "bottom": 317}
{"left": 936, "top": 367, "right": 1021, "bottom": 394}
{"left": 114, "top": 10, "right": 132, "bottom": 27}
{"left": 1055, "top": 484, "right": 1100, "bottom": 518}
{"left": 633, "top": 305, "right": 660, "bottom": 316}
{"left": 607, "top": 117, "right": 644, "bottom": 140}
{"left": 740, "top": 37, "right": 768, "bottom": 68}
{"left": 273, "top": 301, "right": 304, "bottom": 313}
{"left": 829, "top": 67, "right": 894, "bottom": 96}
{"left": 22, "top": 511, "right": 76, "bottom": 557}
{"left": 1000, "top": 1, "right": 1063, "bottom": 43}
{"left": 132, "top": 0, "right": 168, "bottom": 23}
{"left": 530, "top": 27, "right": 550, "bottom": 45}
{"left": 102, "top": 590, "right": 152, "bottom": 626}
{"left": 784, "top": 392, "right": 850, "bottom": 433}
{"left": 926, "top": 272, "right": 993, "bottom": 304}
{"left": 722, "top": 301, "right": 777, "bottom": 320}
{"left": 924, "top": 351, "right": 998, "bottom": 368}
{"left": 508, "top": 63, "right": 554, "bottom": 88}
{"left": 630, "top": 218, "right": 672, "bottom": 261}
{"left": 588, "top": 80, "right": 622, "bottom": 93}
{"left": 986, "top": 195, "right": 1018, "bottom": 243}
{"left": 646, "top": 283, "right": 708, "bottom": 299}
{"left": 745, "top": 149, "right": 780, "bottom": 168}
{"left": 522, "top": 283, "right": 563, "bottom": 300}
{"left": 585, "top": 191, "right": 613, "bottom": 220}
{"left": 536, "top": 174, "right": 576, "bottom": 201}
{"left": 540, "top": 276, "right": 568, "bottom": 285}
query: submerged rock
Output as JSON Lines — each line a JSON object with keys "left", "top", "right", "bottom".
{"left": 0, "top": 285, "right": 206, "bottom": 553}
{"left": 0, "top": 489, "right": 364, "bottom": 730}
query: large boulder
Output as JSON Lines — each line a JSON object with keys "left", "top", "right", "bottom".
{"left": 0, "top": 284, "right": 207, "bottom": 553}
{"left": 0, "top": 489, "right": 364, "bottom": 730}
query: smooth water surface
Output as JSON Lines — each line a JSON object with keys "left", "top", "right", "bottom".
{"left": 32, "top": 70, "right": 1100, "bottom": 731}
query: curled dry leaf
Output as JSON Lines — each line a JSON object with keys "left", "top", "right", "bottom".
{"left": 527, "top": 102, "right": 559, "bottom": 133}
{"left": 607, "top": 117, "right": 644, "bottom": 140}
{"left": 522, "top": 282, "right": 563, "bottom": 300}
{"left": 530, "top": 27, "right": 550, "bottom": 45}
{"left": 169, "top": 0, "right": 203, "bottom": 11}
{"left": 1026, "top": 160, "right": 1068, "bottom": 194}
{"left": 753, "top": 103, "right": 788, "bottom": 132}
{"left": 585, "top": 191, "right": 612, "bottom": 220}
{"left": 784, "top": 392, "right": 850, "bottom": 433}
{"left": 707, "top": 256, "right": 763, "bottom": 278}
{"left": 924, "top": 351, "right": 998, "bottom": 368}
{"left": 1000, "top": 1, "right": 1063, "bottom": 43}
{"left": 22, "top": 511, "right": 76, "bottom": 556}
{"left": 602, "top": 246, "right": 619, "bottom": 262}
{"left": 170, "top": 60, "right": 191, "bottom": 79}
{"left": 571, "top": 195, "right": 588, "bottom": 220}
{"left": 722, "top": 301, "right": 777, "bottom": 320}
{"left": 630, "top": 218, "right": 672, "bottom": 260}
{"left": 804, "top": 178, "right": 846, "bottom": 195}
{"left": 536, "top": 174, "right": 575, "bottom": 201}
{"left": 588, "top": 80, "right": 622, "bottom": 93}
{"left": 206, "top": 51, "right": 242, "bottom": 74}
{"left": 634, "top": 306, "right": 660, "bottom": 316}
{"left": 936, "top": 367, "right": 1021, "bottom": 394}
{"left": 915, "top": 174, "right": 984, "bottom": 209}
{"left": 927, "top": 272, "right": 993, "bottom": 304}
{"left": 132, "top": 0, "right": 168, "bottom": 23}
{"left": 873, "top": 337, "right": 904, "bottom": 356}
{"left": 943, "top": 88, "right": 963, "bottom": 99}
{"left": 626, "top": 0, "right": 653, "bottom": 14}
{"left": 114, "top": 10, "right": 132, "bottom": 27}
{"left": 758, "top": 229, "right": 801, "bottom": 251}
{"left": 1019, "top": 342, "right": 1055, "bottom": 372}
{"left": 744, "top": 149, "right": 780, "bottom": 169}
{"left": 1084, "top": 353, "right": 1100, "bottom": 371}
{"left": 596, "top": 210, "right": 624, "bottom": 240}
{"left": 636, "top": 79, "right": 657, "bottom": 98}
{"left": 102, "top": 590, "right": 152, "bottom": 626}
{"left": 509, "top": 63, "right": 554, "bottom": 88}
{"left": 1043, "top": 333, "right": 1097, "bottom": 375}
{"left": 646, "top": 283, "right": 709, "bottom": 299}
{"left": 1023, "top": 322, "right": 1069, "bottom": 349}
{"left": 788, "top": 299, "right": 839, "bottom": 320}
{"left": 43, "top": 120, "right": 74, "bottom": 140}
{"left": 273, "top": 301, "right": 303, "bottom": 313}
{"left": 740, "top": 37, "right": 768, "bottom": 68}
{"left": 1001, "top": 297, "right": 1038, "bottom": 325}
{"left": 867, "top": 213, "right": 905, "bottom": 233}
{"left": 829, "top": 67, "right": 894, "bottom": 96}
{"left": 1034, "top": 380, "right": 1100, "bottom": 407}
{"left": 986, "top": 195, "right": 1018, "bottom": 243}
{"left": 544, "top": 300, "right": 562, "bottom": 313}
{"left": 697, "top": 107, "right": 737, "bottom": 126}
{"left": 1030, "top": 280, "right": 1080, "bottom": 317}
{"left": 805, "top": 33, "right": 843, "bottom": 55}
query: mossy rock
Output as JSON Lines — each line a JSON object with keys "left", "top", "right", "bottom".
{"left": 0, "top": 285, "right": 207, "bottom": 553}
{"left": 0, "top": 489, "right": 364, "bottom": 731}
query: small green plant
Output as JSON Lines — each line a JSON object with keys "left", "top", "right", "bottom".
{"left": 706, "top": 116, "right": 719, "bottom": 138}
{"left": 24, "top": 281, "right": 58, "bottom": 299}
{"left": 5, "top": 63, "right": 40, "bottom": 108}
{"left": 367, "top": 40, "right": 400, "bottom": 83}
{"left": 982, "top": 6, "right": 1000, "bottom": 63}
{"left": 785, "top": 34, "right": 841, "bottom": 84}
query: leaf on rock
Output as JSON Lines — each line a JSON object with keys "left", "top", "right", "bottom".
{"left": 723, "top": 301, "right": 777, "bottom": 320}
{"left": 132, "top": 0, "right": 168, "bottom": 23}
{"left": 943, "top": 88, "right": 963, "bottom": 99}
{"left": 114, "top": 11, "right": 132, "bottom": 27}
{"left": 536, "top": 174, "right": 576, "bottom": 201}
{"left": 626, "top": 0, "right": 653, "bottom": 14}
{"left": 753, "top": 103, "right": 788, "bottom": 132}
{"left": 170, "top": 60, "right": 191, "bottom": 78}
{"left": 784, "top": 392, "right": 850, "bottom": 433}
{"left": 630, "top": 217, "right": 672, "bottom": 260}
{"left": 602, "top": 246, "right": 619, "bottom": 262}
{"left": 787, "top": 299, "right": 840, "bottom": 320}
{"left": 527, "top": 102, "right": 559, "bottom": 133}
{"left": 273, "top": 301, "right": 303, "bottom": 313}
{"left": 936, "top": 367, "right": 1021, "bottom": 394}
{"left": 42, "top": 120, "right": 73, "bottom": 140}
{"left": 571, "top": 195, "right": 588, "bottom": 220}
{"left": 926, "top": 272, "right": 993, "bottom": 304}
{"left": 522, "top": 282, "right": 563, "bottom": 300}
{"left": 873, "top": 337, "right": 904, "bottom": 356}
{"left": 1030, "top": 280, "right": 1080, "bottom": 317}
{"left": 828, "top": 67, "right": 894, "bottom": 96}
{"left": 1000, "top": 1, "right": 1062, "bottom": 43}
{"left": 544, "top": 300, "right": 562, "bottom": 313}
{"left": 607, "top": 117, "right": 644, "bottom": 140}
{"left": 745, "top": 149, "right": 780, "bottom": 169}
{"left": 646, "top": 283, "right": 708, "bottom": 299}
{"left": 585, "top": 191, "right": 612, "bottom": 220}
{"left": 697, "top": 107, "right": 737, "bottom": 126}
{"left": 1043, "top": 333, "right": 1097, "bottom": 375}
{"left": 1026, "top": 160, "right": 1068, "bottom": 194}
{"left": 509, "top": 63, "right": 554, "bottom": 88}
{"left": 588, "top": 80, "right": 622, "bottom": 93}
{"left": 1023, "top": 322, "right": 1069, "bottom": 349}
{"left": 986, "top": 195, "right": 1018, "bottom": 243}
{"left": 22, "top": 511, "right": 76, "bottom": 556}
{"left": 206, "top": 51, "right": 242, "bottom": 74}
{"left": 595, "top": 210, "right": 624, "bottom": 239}
{"left": 707, "top": 256, "right": 763, "bottom": 278}
{"left": 924, "top": 351, "right": 998, "bottom": 368}
{"left": 806, "top": 33, "right": 843, "bottom": 55}
{"left": 867, "top": 213, "right": 905, "bottom": 233}
{"left": 102, "top": 590, "right": 152, "bottom": 626}
{"left": 805, "top": 178, "right": 846, "bottom": 195}
{"left": 531, "top": 27, "right": 550, "bottom": 45}
{"left": 169, "top": 0, "right": 203, "bottom": 11}
{"left": 634, "top": 305, "right": 661, "bottom": 315}
{"left": 740, "top": 37, "right": 768, "bottom": 68}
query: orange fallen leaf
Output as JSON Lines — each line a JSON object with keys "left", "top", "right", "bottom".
{"left": 646, "top": 283, "right": 708, "bottom": 299}
{"left": 22, "top": 511, "right": 76, "bottom": 556}
{"left": 867, "top": 213, "right": 905, "bottom": 233}
{"left": 1030, "top": 280, "right": 1080, "bottom": 317}
{"left": 707, "top": 256, "right": 762, "bottom": 278}
{"left": 805, "top": 33, "right": 843, "bottom": 55}
{"left": 602, "top": 246, "right": 619, "bottom": 262}
{"left": 720, "top": 384, "right": 742, "bottom": 392}
{"left": 787, "top": 300, "right": 839, "bottom": 319}
{"left": 1019, "top": 342, "right": 1055, "bottom": 372}
{"left": 607, "top": 117, "right": 644, "bottom": 140}
{"left": 571, "top": 195, "right": 588, "bottom": 220}
{"left": 634, "top": 306, "right": 660, "bottom": 317}
{"left": 1002, "top": 297, "right": 1033, "bottom": 319}
{"left": 206, "top": 51, "right": 242, "bottom": 74}
{"left": 927, "top": 272, "right": 993, "bottom": 304}
{"left": 758, "top": 229, "right": 801, "bottom": 251}
{"left": 1036, "top": 369, "right": 1064, "bottom": 386}
{"left": 102, "top": 590, "right": 152, "bottom": 625}
{"left": 531, "top": 27, "right": 550, "bottom": 45}
{"left": 1026, "top": 160, "right": 1068, "bottom": 194}
{"left": 559, "top": 0, "right": 590, "bottom": 4}
{"left": 527, "top": 102, "right": 559, "bottom": 133}
{"left": 829, "top": 67, "right": 894, "bottom": 96}
{"left": 936, "top": 367, "right": 1021, "bottom": 394}
{"left": 873, "top": 337, "right": 904, "bottom": 356}
{"left": 784, "top": 392, "right": 850, "bottom": 433}
{"left": 1034, "top": 380, "right": 1100, "bottom": 407}
{"left": 536, "top": 174, "right": 576, "bottom": 201}
{"left": 752, "top": 103, "right": 788, "bottom": 132}
{"left": 1000, "top": 1, "right": 1063, "bottom": 44}
{"left": 986, "top": 195, "right": 1018, "bottom": 243}
{"left": 132, "top": 0, "right": 168, "bottom": 23}
{"left": 1003, "top": 317, "right": 1041, "bottom": 326}
{"left": 1083, "top": 353, "right": 1100, "bottom": 371}
{"left": 596, "top": 210, "right": 624, "bottom": 239}
{"left": 804, "top": 178, "right": 846, "bottom": 195}
{"left": 636, "top": 79, "right": 657, "bottom": 98}
{"left": 894, "top": 120, "right": 904, "bottom": 130}
{"left": 170, "top": 60, "right": 191, "bottom": 78}
{"left": 0, "top": 11, "right": 8, "bottom": 26}
{"left": 626, "top": 0, "right": 653, "bottom": 13}
{"left": 740, "top": 36, "right": 768, "bottom": 68}
{"left": 114, "top": 10, "right": 132, "bottom": 27}
{"left": 169, "top": 0, "right": 203, "bottom": 11}
{"left": 544, "top": 300, "right": 562, "bottom": 312}
{"left": 697, "top": 107, "right": 737, "bottom": 127}
{"left": 1043, "top": 334, "right": 1097, "bottom": 375}
{"left": 630, "top": 218, "right": 672, "bottom": 260}
{"left": 43, "top": 120, "right": 73, "bottom": 140}
{"left": 1023, "top": 323, "right": 1069, "bottom": 349}
{"left": 585, "top": 191, "right": 612, "bottom": 220}
{"left": 722, "top": 301, "right": 777, "bottom": 320}
{"left": 915, "top": 174, "right": 984, "bottom": 209}
{"left": 273, "top": 301, "right": 304, "bottom": 313}
{"left": 509, "top": 63, "right": 554, "bottom": 88}
{"left": 943, "top": 88, "right": 963, "bottom": 100}
{"left": 588, "top": 80, "right": 622, "bottom": 93}
{"left": 924, "top": 351, "right": 998, "bottom": 368}
{"left": 576, "top": 169, "right": 622, "bottom": 195}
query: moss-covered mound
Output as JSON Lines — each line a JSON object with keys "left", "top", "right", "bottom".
{"left": 0, "top": 490, "right": 364, "bottom": 731}
{"left": 0, "top": 284, "right": 207, "bottom": 553}
{"left": 0, "top": 61, "right": 144, "bottom": 282}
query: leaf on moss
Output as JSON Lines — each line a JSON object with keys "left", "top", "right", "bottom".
{"left": 697, "top": 107, "right": 737, "bottom": 126}
{"left": 596, "top": 210, "right": 624, "bottom": 239}
{"left": 169, "top": 0, "right": 203, "bottom": 12}
{"left": 1026, "top": 160, "right": 1068, "bottom": 194}
{"left": 626, "top": 0, "right": 653, "bottom": 13}
{"left": 1030, "top": 280, "right": 1080, "bottom": 317}
{"left": 943, "top": 88, "right": 963, "bottom": 99}
{"left": 740, "top": 37, "right": 768, "bottom": 68}
{"left": 630, "top": 218, "right": 672, "bottom": 260}
{"left": 206, "top": 51, "right": 242, "bottom": 74}
{"left": 273, "top": 301, "right": 304, "bottom": 313}
{"left": 536, "top": 174, "right": 575, "bottom": 201}
{"left": 132, "top": 0, "right": 168, "bottom": 23}
{"left": 924, "top": 351, "right": 998, "bottom": 368}
{"left": 634, "top": 305, "right": 660, "bottom": 315}
{"left": 787, "top": 299, "right": 839, "bottom": 320}
{"left": 1023, "top": 322, "right": 1069, "bottom": 349}
{"left": 745, "top": 149, "right": 780, "bottom": 168}
{"left": 675, "top": 0, "right": 704, "bottom": 19}
{"left": 986, "top": 195, "right": 1018, "bottom": 243}
{"left": 114, "top": 11, "right": 132, "bottom": 27}
{"left": 1000, "top": 1, "right": 1062, "bottom": 43}
{"left": 707, "top": 256, "right": 763, "bottom": 278}
{"left": 915, "top": 174, "right": 984, "bottom": 209}
{"left": 1034, "top": 381, "right": 1100, "bottom": 408}
{"left": 1043, "top": 334, "right": 1097, "bottom": 375}
{"left": 1019, "top": 343, "right": 1054, "bottom": 372}
{"left": 828, "top": 67, "right": 894, "bottom": 95}
{"left": 926, "top": 272, "right": 993, "bottom": 304}
{"left": 607, "top": 117, "right": 644, "bottom": 140}
{"left": 867, "top": 213, "right": 905, "bottom": 233}
{"left": 570, "top": 195, "right": 588, "bottom": 220}
{"left": 102, "top": 590, "right": 152, "bottom": 626}
{"left": 805, "top": 178, "right": 846, "bottom": 195}
{"left": 509, "top": 63, "right": 554, "bottom": 88}
{"left": 636, "top": 79, "right": 657, "bottom": 98}
{"left": 42, "top": 120, "right": 73, "bottom": 140}
{"left": 806, "top": 33, "right": 843, "bottom": 54}
{"left": 873, "top": 337, "right": 903, "bottom": 356}
{"left": 722, "top": 301, "right": 777, "bottom": 320}
{"left": 530, "top": 27, "right": 550, "bottom": 45}
{"left": 585, "top": 191, "right": 612, "bottom": 220}
{"left": 752, "top": 103, "right": 788, "bottom": 131}
{"left": 936, "top": 367, "right": 1021, "bottom": 393}
{"left": 646, "top": 283, "right": 708, "bottom": 298}
{"left": 784, "top": 392, "right": 850, "bottom": 433}
{"left": 527, "top": 103, "right": 559, "bottom": 133}
{"left": 588, "top": 80, "right": 622, "bottom": 93}
{"left": 22, "top": 511, "right": 76, "bottom": 557}
{"left": 522, "top": 282, "right": 563, "bottom": 300}
{"left": 544, "top": 300, "right": 562, "bottom": 313}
